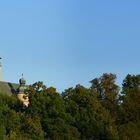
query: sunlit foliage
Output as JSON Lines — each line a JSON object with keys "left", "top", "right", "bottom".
{"left": 0, "top": 74, "right": 140, "bottom": 139}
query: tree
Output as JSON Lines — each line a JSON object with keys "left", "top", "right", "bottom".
{"left": 26, "top": 81, "right": 80, "bottom": 140}
{"left": 122, "top": 74, "right": 140, "bottom": 123}
{"left": 62, "top": 84, "right": 119, "bottom": 140}
{"left": 90, "top": 73, "right": 120, "bottom": 118}
{"left": 117, "top": 74, "right": 140, "bottom": 140}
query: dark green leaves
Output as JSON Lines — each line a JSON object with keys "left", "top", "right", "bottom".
{"left": 0, "top": 74, "right": 140, "bottom": 139}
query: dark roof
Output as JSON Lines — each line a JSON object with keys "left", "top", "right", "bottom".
{"left": 0, "top": 81, "right": 19, "bottom": 95}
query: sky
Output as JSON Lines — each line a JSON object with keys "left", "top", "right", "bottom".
{"left": 0, "top": 0, "right": 140, "bottom": 92}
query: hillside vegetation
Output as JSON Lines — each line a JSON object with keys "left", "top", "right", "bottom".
{"left": 0, "top": 73, "right": 140, "bottom": 140}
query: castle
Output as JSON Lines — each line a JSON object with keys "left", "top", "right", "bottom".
{"left": 0, "top": 60, "right": 29, "bottom": 107}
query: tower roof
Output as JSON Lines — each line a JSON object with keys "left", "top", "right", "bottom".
{"left": 19, "top": 78, "right": 26, "bottom": 85}
{"left": 0, "top": 81, "right": 19, "bottom": 95}
{"left": 19, "top": 74, "right": 26, "bottom": 85}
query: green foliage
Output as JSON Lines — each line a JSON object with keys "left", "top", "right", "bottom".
{"left": 118, "top": 122, "right": 140, "bottom": 140}
{"left": 117, "top": 74, "right": 140, "bottom": 140}
{"left": 121, "top": 75, "right": 140, "bottom": 122}
{"left": 26, "top": 81, "right": 80, "bottom": 140}
{"left": 0, "top": 74, "right": 140, "bottom": 139}
{"left": 62, "top": 84, "right": 119, "bottom": 140}
{"left": 90, "top": 73, "right": 120, "bottom": 120}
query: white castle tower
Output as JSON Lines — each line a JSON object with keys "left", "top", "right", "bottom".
{"left": 0, "top": 58, "right": 2, "bottom": 81}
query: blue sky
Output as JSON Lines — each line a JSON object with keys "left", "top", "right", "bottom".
{"left": 0, "top": 0, "right": 140, "bottom": 92}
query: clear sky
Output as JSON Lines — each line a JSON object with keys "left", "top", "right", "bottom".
{"left": 0, "top": 0, "right": 140, "bottom": 92}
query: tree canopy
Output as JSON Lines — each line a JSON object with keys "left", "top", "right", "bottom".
{"left": 0, "top": 74, "right": 140, "bottom": 140}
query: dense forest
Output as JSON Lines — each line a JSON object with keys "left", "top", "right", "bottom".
{"left": 0, "top": 73, "right": 140, "bottom": 140}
